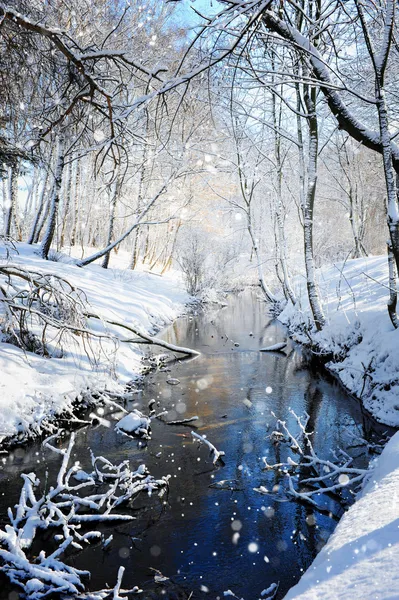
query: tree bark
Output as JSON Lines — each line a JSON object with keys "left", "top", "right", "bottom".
{"left": 272, "top": 86, "right": 297, "bottom": 305}
{"left": 59, "top": 160, "right": 73, "bottom": 249}
{"left": 3, "top": 163, "right": 19, "bottom": 238}
{"left": 102, "top": 173, "right": 120, "bottom": 269}
{"left": 302, "top": 83, "right": 325, "bottom": 330}
{"left": 40, "top": 135, "right": 65, "bottom": 259}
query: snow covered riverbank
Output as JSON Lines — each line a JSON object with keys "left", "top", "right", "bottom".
{"left": 285, "top": 429, "right": 399, "bottom": 600}
{"left": 279, "top": 255, "right": 399, "bottom": 600}
{"left": 0, "top": 243, "right": 189, "bottom": 446}
{"left": 279, "top": 255, "right": 399, "bottom": 427}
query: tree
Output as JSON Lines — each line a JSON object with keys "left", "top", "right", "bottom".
{"left": 170, "top": 0, "right": 399, "bottom": 326}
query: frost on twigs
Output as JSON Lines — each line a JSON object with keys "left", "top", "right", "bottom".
{"left": 261, "top": 410, "right": 369, "bottom": 508}
{"left": 0, "top": 430, "right": 169, "bottom": 598}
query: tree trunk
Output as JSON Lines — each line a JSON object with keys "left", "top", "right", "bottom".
{"left": 129, "top": 110, "right": 149, "bottom": 270}
{"left": 102, "top": 174, "right": 120, "bottom": 269}
{"left": 59, "top": 160, "right": 73, "bottom": 249}
{"left": 28, "top": 165, "right": 51, "bottom": 244}
{"left": 40, "top": 135, "right": 65, "bottom": 259}
{"left": 4, "top": 163, "right": 19, "bottom": 238}
{"left": 302, "top": 84, "right": 325, "bottom": 330}
{"left": 247, "top": 212, "right": 277, "bottom": 303}
{"left": 70, "top": 159, "right": 81, "bottom": 246}
{"left": 272, "top": 88, "right": 297, "bottom": 305}
{"left": 77, "top": 182, "right": 168, "bottom": 267}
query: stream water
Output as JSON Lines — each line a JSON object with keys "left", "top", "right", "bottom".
{"left": 0, "top": 290, "right": 388, "bottom": 599}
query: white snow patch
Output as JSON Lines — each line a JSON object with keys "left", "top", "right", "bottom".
{"left": 279, "top": 255, "right": 399, "bottom": 426}
{"left": 115, "top": 410, "right": 151, "bottom": 438}
{"left": 0, "top": 242, "right": 188, "bottom": 444}
{"left": 285, "top": 430, "right": 399, "bottom": 600}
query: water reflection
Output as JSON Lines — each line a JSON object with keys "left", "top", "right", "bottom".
{"left": 0, "top": 290, "right": 387, "bottom": 599}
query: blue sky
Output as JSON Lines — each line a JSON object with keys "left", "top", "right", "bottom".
{"left": 172, "top": 0, "right": 222, "bottom": 28}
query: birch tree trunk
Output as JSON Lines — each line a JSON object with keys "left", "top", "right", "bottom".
{"left": 356, "top": 0, "right": 399, "bottom": 328}
{"left": 28, "top": 164, "right": 51, "bottom": 244}
{"left": 102, "top": 173, "right": 120, "bottom": 269}
{"left": 59, "top": 160, "right": 73, "bottom": 249}
{"left": 70, "top": 159, "right": 81, "bottom": 247}
{"left": 129, "top": 109, "right": 150, "bottom": 270}
{"left": 40, "top": 135, "right": 65, "bottom": 259}
{"left": 4, "top": 163, "right": 19, "bottom": 238}
{"left": 302, "top": 83, "right": 325, "bottom": 330}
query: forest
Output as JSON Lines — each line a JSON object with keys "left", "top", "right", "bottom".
{"left": 0, "top": 1, "right": 399, "bottom": 599}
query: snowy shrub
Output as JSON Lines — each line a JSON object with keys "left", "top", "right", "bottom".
{"left": 176, "top": 230, "right": 238, "bottom": 297}
{"left": 46, "top": 249, "right": 80, "bottom": 265}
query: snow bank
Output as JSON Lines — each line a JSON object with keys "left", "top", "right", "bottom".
{"left": 279, "top": 256, "right": 399, "bottom": 426}
{"left": 0, "top": 242, "right": 188, "bottom": 445}
{"left": 285, "top": 429, "right": 399, "bottom": 600}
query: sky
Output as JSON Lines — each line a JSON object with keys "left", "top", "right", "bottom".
{"left": 172, "top": 0, "right": 222, "bottom": 28}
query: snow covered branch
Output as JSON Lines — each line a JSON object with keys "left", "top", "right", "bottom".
{"left": 261, "top": 410, "right": 369, "bottom": 507}
{"left": 191, "top": 431, "right": 225, "bottom": 465}
{"left": 0, "top": 264, "right": 199, "bottom": 360}
{"left": 0, "top": 430, "right": 169, "bottom": 597}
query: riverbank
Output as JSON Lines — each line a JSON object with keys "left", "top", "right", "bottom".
{"left": 285, "top": 428, "right": 399, "bottom": 600}
{"left": 279, "top": 255, "right": 399, "bottom": 427}
{"left": 0, "top": 242, "right": 189, "bottom": 447}
{"left": 279, "top": 255, "right": 399, "bottom": 600}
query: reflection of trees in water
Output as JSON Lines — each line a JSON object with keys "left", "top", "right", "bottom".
{"left": 303, "top": 382, "right": 323, "bottom": 446}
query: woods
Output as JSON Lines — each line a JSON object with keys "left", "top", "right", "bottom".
{"left": 1, "top": 0, "right": 397, "bottom": 332}
{"left": 2, "top": 3, "right": 399, "bottom": 598}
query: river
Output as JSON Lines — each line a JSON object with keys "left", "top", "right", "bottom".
{"left": 0, "top": 290, "right": 387, "bottom": 599}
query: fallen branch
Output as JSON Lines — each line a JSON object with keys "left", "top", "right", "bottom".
{"left": 160, "top": 416, "right": 199, "bottom": 426}
{"left": 262, "top": 410, "right": 369, "bottom": 507}
{"left": 260, "top": 342, "right": 287, "bottom": 352}
{"left": 191, "top": 431, "right": 225, "bottom": 465}
{"left": 85, "top": 311, "right": 200, "bottom": 356}
{"left": 0, "top": 430, "right": 169, "bottom": 596}
{"left": 0, "top": 264, "right": 199, "bottom": 361}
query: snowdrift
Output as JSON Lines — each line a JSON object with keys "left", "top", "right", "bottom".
{"left": 279, "top": 256, "right": 399, "bottom": 427}
{"left": 0, "top": 242, "right": 188, "bottom": 445}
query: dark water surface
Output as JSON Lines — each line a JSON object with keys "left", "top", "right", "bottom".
{"left": 0, "top": 291, "right": 386, "bottom": 599}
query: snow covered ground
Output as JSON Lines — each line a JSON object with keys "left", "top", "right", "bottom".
{"left": 279, "top": 255, "right": 399, "bottom": 427}
{"left": 0, "top": 242, "right": 188, "bottom": 445}
{"left": 279, "top": 255, "right": 399, "bottom": 600}
{"left": 285, "top": 430, "right": 399, "bottom": 600}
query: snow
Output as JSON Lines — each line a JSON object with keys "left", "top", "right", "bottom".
{"left": 279, "top": 255, "right": 399, "bottom": 426}
{"left": 0, "top": 242, "right": 188, "bottom": 445}
{"left": 115, "top": 410, "right": 151, "bottom": 438}
{"left": 259, "top": 342, "right": 287, "bottom": 352}
{"left": 0, "top": 429, "right": 169, "bottom": 598}
{"left": 279, "top": 255, "right": 399, "bottom": 600}
{"left": 284, "top": 429, "right": 399, "bottom": 600}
